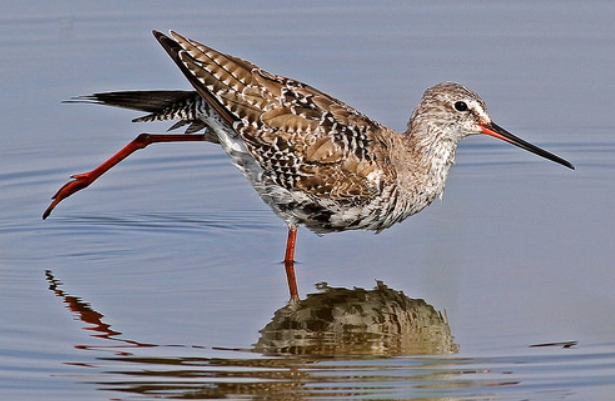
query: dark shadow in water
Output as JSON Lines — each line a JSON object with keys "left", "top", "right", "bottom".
{"left": 46, "top": 270, "right": 470, "bottom": 399}
{"left": 255, "top": 281, "right": 457, "bottom": 356}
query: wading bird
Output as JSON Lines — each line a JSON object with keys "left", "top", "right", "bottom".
{"left": 44, "top": 31, "right": 574, "bottom": 300}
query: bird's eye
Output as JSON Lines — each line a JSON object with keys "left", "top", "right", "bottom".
{"left": 454, "top": 101, "right": 468, "bottom": 112}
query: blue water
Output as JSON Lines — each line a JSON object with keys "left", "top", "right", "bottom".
{"left": 2, "top": 1, "right": 615, "bottom": 400}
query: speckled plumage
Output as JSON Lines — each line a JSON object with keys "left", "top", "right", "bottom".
{"left": 45, "top": 30, "right": 573, "bottom": 300}
{"left": 76, "top": 31, "right": 573, "bottom": 235}
{"left": 149, "top": 32, "right": 491, "bottom": 235}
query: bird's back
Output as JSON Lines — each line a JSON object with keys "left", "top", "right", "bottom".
{"left": 154, "top": 31, "right": 414, "bottom": 233}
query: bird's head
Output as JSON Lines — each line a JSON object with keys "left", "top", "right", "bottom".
{"left": 408, "top": 82, "right": 574, "bottom": 169}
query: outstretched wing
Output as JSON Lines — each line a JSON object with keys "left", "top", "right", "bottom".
{"left": 154, "top": 30, "right": 395, "bottom": 202}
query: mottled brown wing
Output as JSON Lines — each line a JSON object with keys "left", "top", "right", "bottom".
{"left": 155, "top": 30, "right": 394, "bottom": 202}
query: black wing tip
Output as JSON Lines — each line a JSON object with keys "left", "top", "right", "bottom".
{"left": 152, "top": 31, "right": 184, "bottom": 69}
{"left": 153, "top": 30, "right": 179, "bottom": 51}
{"left": 152, "top": 29, "right": 165, "bottom": 40}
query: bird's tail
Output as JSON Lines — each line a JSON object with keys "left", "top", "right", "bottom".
{"left": 65, "top": 90, "right": 216, "bottom": 137}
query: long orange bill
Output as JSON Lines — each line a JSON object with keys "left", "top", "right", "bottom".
{"left": 480, "top": 122, "right": 574, "bottom": 170}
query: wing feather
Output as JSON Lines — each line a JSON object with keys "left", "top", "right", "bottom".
{"left": 154, "top": 30, "right": 396, "bottom": 202}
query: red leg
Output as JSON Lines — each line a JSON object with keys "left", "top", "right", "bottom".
{"left": 43, "top": 133, "right": 207, "bottom": 219}
{"left": 284, "top": 225, "right": 299, "bottom": 301}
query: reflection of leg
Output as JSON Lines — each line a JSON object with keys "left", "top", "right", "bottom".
{"left": 43, "top": 133, "right": 207, "bottom": 219}
{"left": 284, "top": 225, "right": 299, "bottom": 301}
{"left": 45, "top": 270, "right": 122, "bottom": 339}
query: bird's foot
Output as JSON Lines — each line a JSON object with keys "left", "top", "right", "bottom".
{"left": 43, "top": 172, "right": 95, "bottom": 219}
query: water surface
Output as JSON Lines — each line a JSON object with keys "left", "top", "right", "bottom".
{"left": 2, "top": 1, "right": 615, "bottom": 400}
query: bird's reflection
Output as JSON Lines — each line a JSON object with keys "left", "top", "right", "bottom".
{"left": 256, "top": 281, "right": 457, "bottom": 356}
{"left": 46, "top": 270, "right": 461, "bottom": 399}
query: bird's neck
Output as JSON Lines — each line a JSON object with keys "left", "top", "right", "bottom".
{"left": 400, "top": 122, "right": 458, "bottom": 206}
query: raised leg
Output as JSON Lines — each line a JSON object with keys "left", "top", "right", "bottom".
{"left": 284, "top": 225, "right": 299, "bottom": 301}
{"left": 43, "top": 133, "right": 207, "bottom": 219}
